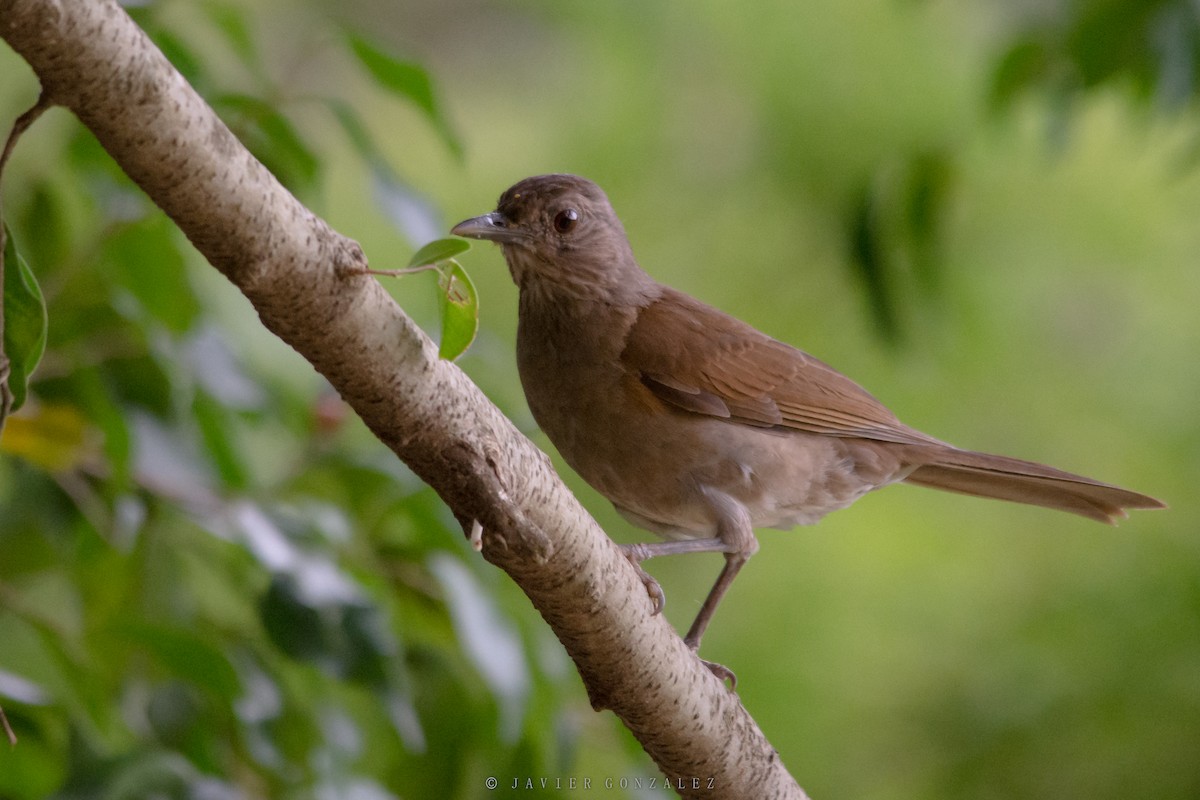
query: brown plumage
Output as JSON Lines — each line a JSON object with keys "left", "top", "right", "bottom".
{"left": 622, "top": 286, "right": 1155, "bottom": 523}
{"left": 452, "top": 174, "right": 1164, "bottom": 684}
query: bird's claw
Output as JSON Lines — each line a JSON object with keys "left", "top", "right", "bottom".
{"left": 699, "top": 658, "right": 737, "bottom": 692}
{"left": 620, "top": 545, "right": 666, "bottom": 615}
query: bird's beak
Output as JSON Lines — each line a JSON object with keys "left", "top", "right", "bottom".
{"left": 451, "top": 212, "right": 525, "bottom": 244}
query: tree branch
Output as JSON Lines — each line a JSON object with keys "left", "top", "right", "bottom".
{"left": 0, "top": 1, "right": 806, "bottom": 796}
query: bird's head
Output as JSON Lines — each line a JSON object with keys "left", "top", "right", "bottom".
{"left": 451, "top": 174, "right": 651, "bottom": 303}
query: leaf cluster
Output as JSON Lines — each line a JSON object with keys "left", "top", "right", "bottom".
{"left": 0, "top": 3, "right": 584, "bottom": 798}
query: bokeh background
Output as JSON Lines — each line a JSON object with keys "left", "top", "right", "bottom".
{"left": 1, "top": 0, "right": 1197, "bottom": 798}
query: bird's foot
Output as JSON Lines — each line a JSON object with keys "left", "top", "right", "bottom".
{"left": 699, "top": 658, "right": 738, "bottom": 692}
{"left": 685, "top": 633, "right": 737, "bottom": 691}
{"left": 619, "top": 545, "right": 666, "bottom": 615}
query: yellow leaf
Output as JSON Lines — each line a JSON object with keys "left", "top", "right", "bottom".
{"left": 0, "top": 403, "right": 92, "bottom": 472}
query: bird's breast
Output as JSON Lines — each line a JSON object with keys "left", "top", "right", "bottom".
{"left": 514, "top": 295, "right": 908, "bottom": 540}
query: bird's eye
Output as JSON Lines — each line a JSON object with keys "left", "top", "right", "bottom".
{"left": 553, "top": 208, "right": 579, "bottom": 234}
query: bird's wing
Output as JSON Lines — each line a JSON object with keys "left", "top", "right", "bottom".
{"left": 621, "top": 288, "right": 940, "bottom": 445}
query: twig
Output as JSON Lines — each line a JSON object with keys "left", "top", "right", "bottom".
{"left": 0, "top": 91, "right": 50, "bottom": 174}
{"left": 352, "top": 264, "right": 441, "bottom": 278}
{"left": 0, "top": 706, "right": 15, "bottom": 746}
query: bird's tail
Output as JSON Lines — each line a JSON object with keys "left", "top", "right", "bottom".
{"left": 901, "top": 446, "right": 1165, "bottom": 524}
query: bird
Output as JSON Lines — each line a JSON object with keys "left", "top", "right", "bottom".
{"left": 450, "top": 174, "right": 1165, "bottom": 685}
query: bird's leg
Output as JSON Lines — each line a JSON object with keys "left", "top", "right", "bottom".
{"left": 683, "top": 489, "right": 759, "bottom": 690}
{"left": 682, "top": 554, "right": 750, "bottom": 651}
{"left": 684, "top": 554, "right": 749, "bottom": 689}
{"left": 622, "top": 490, "right": 758, "bottom": 689}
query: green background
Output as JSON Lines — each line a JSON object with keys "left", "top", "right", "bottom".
{"left": 1, "top": 0, "right": 1197, "bottom": 797}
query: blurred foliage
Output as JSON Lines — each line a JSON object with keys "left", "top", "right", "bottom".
{"left": 991, "top": 0, "right": 1200, "bottom": 111}
{"left": 1, "top": 1, "right": 1199, "bottom": 799}
{"left": 0, "top": 2, "right": 581, "bottom": 798}
{"left": 856, "top": 0, "right": 1200, "bottom": 342}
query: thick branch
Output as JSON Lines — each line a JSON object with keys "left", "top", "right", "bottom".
{"left": 0, "top": 1, "right": 805, "bottom": 796}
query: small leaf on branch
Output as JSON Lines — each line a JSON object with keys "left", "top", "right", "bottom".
{"left": 408, "top": 237, "right": 469, "bottom": 269}
{"left": 356, "top": 239, "right": 478, "bottom": 360}
{"left": 435, "top": 258, "right": 478, "bottom": 361}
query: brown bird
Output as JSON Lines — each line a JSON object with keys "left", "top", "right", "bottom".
{"left": 451, "top": 174, "right": 1164, "bottom": 683}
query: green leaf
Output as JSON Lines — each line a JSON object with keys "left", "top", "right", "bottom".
{"left": 19, "top": 181, "right": 69, "bottom": 271}
{"left": 116, "top": 622, "right": 242, "bottom": 700}
{"left": 904, "top": 150, "right": 953, "bottom": 297}
{"left": 408, "top": 237, "right": 469, "bottom": 269}
{"left": 326, "top": 98, "right": 381, "bottom": 164}
{"left": 260, "top": 574, "right": 327, "bottom": 663}
{"left": 100, "top": 749, "right": 218, "bottom": 800}
{"left": 340, "top": 603, "right": 400, "bottom": 686}
{"left": 429, "top": 554, "right": 529, "bottom": 741}
{"left": 989, "top": 38, "right": 1051, "bottom": 111}
{"left": 847, "top": 184, "right": 900, "bottom": 344}
{"left": 214, "top": 94, "right": 319, "bottom": 193}
{"left": 202, "top": 0, "right": 260, "bottom": 72}
{"left": 100, "top": 217, "right": 200, "bottom": 334}
{"left": 0, "top": 705, "right": 63, "bottom": 798}
{"left": 346, "top": 34, "right": 463, "bottom": 159}
{"left": 347, "top": 35, "right": 433, "bottom": 106}
{"left": 192, "top": 390, "right": 250, "bottom": 490}
{"left": 435, "top": 259, "right": 478, "bottom": 361}
{"left": 2, "top": 227, "right": 48, "bottom": 412}
{"left": 73, "top": 368, "right": 132, "bottom": 489}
